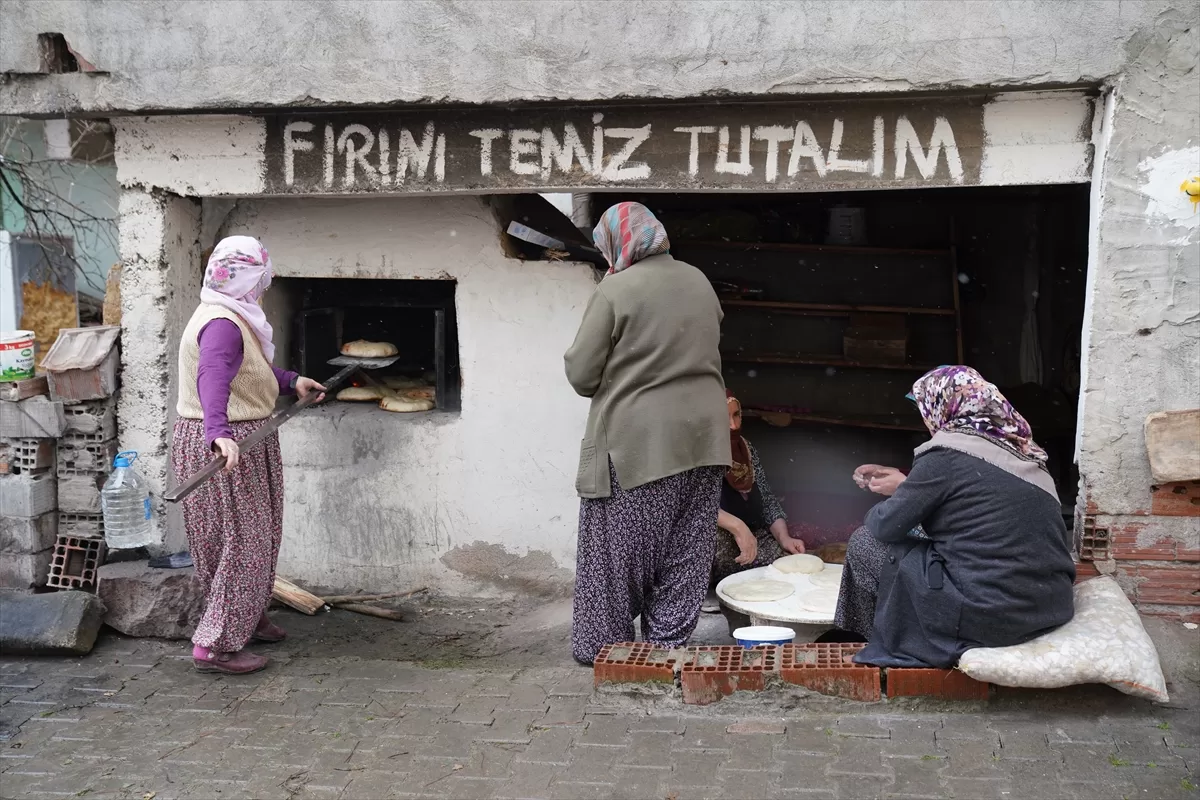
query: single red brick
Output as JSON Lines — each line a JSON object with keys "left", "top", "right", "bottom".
{"left": 778, "top": 643, "right": 881, "bottom": 702}
{"left": 1135, "top": 565, "right": 1200, "bottom": 588}
{"left": 680, "top": 646, "right": 776, "bottom": 706}
{"left": 1150, "top": 482, "right": 1200, "bottom": 517}
{"left": 593, "top": 642, "right": 678, "bottom": 687}
{"left": 885, "top": 668, "right": 990, "bottom": 701}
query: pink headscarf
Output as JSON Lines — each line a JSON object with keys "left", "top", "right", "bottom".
{"left": 201, "top": 236, "right": 275, "bottom": 363}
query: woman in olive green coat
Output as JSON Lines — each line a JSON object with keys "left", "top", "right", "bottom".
{"left": 565, "top": 202, "right": 730, "bottom": 665}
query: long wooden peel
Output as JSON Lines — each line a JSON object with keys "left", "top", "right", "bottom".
{"left": 165, "top": 355, "right": 398, "bottom": 503}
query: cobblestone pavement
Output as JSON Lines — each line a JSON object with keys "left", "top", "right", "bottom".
{"left": 1, "top": 633, "right": 1197, "bottom": 800}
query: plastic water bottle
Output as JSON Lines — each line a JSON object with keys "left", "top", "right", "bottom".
{"left": 101, "top": 451, "right": 156, "bottom": 550}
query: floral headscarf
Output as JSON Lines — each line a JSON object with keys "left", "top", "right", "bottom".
{"left": 593, "top": 202, "right": 671, "bottom": 275}
{"left": 201, "top": 236, "right": 276, "bottom": 362}
{"left": 725, "top": 390, "right": 754, "bottom": 495}
{"left": 911, "top": 366, "right": 1048, "bottom": 466}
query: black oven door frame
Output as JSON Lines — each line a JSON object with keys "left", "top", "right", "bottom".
{"left": 293, "top": 281, "right": 460, "bottom": 411}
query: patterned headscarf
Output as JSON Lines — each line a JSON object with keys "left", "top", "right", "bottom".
{"left": 593, "top": 202, "right": 671, "bottom": 275}
{"left": 911, "top": 366, "right": 1048, "bottom": 465}
{"left": 725, "top": 390, "right": 754, "bottom": 495}
{"left": 201, "top": 236, "right": 276, "bottom": 362}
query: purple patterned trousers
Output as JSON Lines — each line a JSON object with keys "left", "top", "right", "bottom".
{"left": 571, "top": 462, "right": 724, "bottom": 664}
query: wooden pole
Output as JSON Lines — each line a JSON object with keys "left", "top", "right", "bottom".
{"left": 321, "top": 587, "right": 428, "bottom": 605}
{"left": 338, "top": 603, "right": 405, "bottom": 621}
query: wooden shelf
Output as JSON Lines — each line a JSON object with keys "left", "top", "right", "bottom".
{"left": 674, "top": 240, "right": 951, "bottom": 257}
{"left": 720, "top": 299, "right": 955, "bottom": 317}
{"left": 743, "top": 408, "right": 926, "bottom": 433}
{"left": 724, "top": 353, "right": 938, "bottom": 372}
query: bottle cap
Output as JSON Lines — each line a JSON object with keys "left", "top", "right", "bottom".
{"left": 114, "top": 450, "right": 138, "bottom": 469}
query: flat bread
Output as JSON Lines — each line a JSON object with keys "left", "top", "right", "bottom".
{"left": 773, "top": 554, "right": 825, "bottom": 575}
{"left": 337, "top": 386, "right": 385, "bottom": 402}
{"left": 399, "top": 386, "right": 435, "bottom": 401}
{"left": 723, "top": 579, "right": 795, "bottom": 603}
{"left": 379, "top": 395, "right": 434, "bottom": 413}
{"left": 808, "top": 569, "right": 843, "bottom": 589}
{"left": 341, "top": 340, "right": 398, "bottom": 358}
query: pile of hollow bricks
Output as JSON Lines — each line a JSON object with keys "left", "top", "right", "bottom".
{"left": 594, "top": 642, "right": 990, "bottom": 706}
{"left": 0, "top": 375, "right": 114, "bottom": 592}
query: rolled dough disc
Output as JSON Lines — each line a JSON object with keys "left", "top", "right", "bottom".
{"left": 723, "top": 579, "right": 795, "bottom": 603}
{"left": 808, "top": 569, "right": 843, "bottom": 589}
{"left": 773, "top": 554, "right": 825, "bottom": 574}
{"left": 795, "top": 587, "right": 840, "bottom": 612}
{"left": 337, "top": 386, "right": 385, "bottom": 402}
{"left": 379, "top": 395, "right": 435, "bottom": 413}
{"left": 341, "top": 340, "right": 399, "bottom": 358}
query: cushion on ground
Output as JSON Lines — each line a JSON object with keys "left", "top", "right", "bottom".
{"left": 957, "top": 576, "right": 1168, "bottom": 703}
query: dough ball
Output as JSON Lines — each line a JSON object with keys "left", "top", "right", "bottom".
{"left": 773, "top": 554, "right": 825, "bottom": 574}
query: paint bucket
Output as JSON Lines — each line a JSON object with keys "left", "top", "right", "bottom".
{"left": 0, "top": 330, "right": 36, "bottom": 381}
{"left": 733, "top": 625, "right": 797, "bottom": 649}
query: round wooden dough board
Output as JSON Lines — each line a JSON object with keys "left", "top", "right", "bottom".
{"left": 716, "top": 564, "right": 844, "bottom": 624}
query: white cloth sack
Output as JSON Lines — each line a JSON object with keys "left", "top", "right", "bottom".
{"left": 958, "top": 576, "right": 1169, "bottom": 703}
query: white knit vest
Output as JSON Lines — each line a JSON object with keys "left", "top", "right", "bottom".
{"left": 176, "top": 304, "right": 278, "bottom": 422}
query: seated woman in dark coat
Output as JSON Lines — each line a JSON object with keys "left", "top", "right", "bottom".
{"left": 711, "top": 391, "right": 806, "bottom": 586}
{"left": 835, "top": 366, "right": 1076, "bottom": 668}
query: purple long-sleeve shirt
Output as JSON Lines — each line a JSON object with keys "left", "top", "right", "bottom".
{"left": 197, "top": 319, "right": 297, "bottom": 447}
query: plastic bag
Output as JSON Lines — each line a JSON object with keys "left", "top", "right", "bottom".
{"left": 958, "top": 576, "right": 1168, "bottom": 703}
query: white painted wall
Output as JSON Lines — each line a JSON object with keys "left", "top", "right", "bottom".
{"left": 216, "top": 196, "right": 595, "bottom": 592}
{"left": 0, "top": 1, "right": 1184, "bottom": 116}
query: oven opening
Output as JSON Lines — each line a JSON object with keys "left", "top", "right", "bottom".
{"left": 270, "top": 278, "right": 460, "bottom": 412}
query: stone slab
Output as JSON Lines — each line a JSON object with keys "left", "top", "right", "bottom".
{"left": 0, "top": 397, "right": 66, "bottom": 438}
{"left": 96, "top": 559, "right": 205, "bottom": 639}
{"left": 0, "top": 473, "right": 57, "bottom": 517}
{"left": 0, "top": 512, "right": 57, "bottom": 555}
{"left": 0, "top": 589, "right": 106, "bottom": 655}
{"left": 1145, "top": 409, "right": 1200, "bottom": 483}
{"left": 57, "top": 473, "right": 104, "bottom": 515}
{"left": 0, "top": 549, "right": 52, "bottom": 589}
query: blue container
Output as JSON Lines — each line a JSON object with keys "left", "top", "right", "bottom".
{"left": 733, "top": 625, "right": 796, "bottom": 649}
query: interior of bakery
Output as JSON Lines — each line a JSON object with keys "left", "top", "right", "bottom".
{"left": 520, "top": 184, "right": 1091, "bottom": 552}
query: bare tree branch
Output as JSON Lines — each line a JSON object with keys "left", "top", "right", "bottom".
{"left": 1, "top": 118, "right": 119, "bottom": 300}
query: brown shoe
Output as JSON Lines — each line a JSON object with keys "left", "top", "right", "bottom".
{"left": 192, "top": 646, "right": 269, "bottom": 674}
{"left": 251, "top": 613, "right": 287, "bottom": 643}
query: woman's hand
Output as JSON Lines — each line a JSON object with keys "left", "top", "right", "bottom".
{"left": 732, "top": 525, "right": 758, "bottom": 566}
{"left": 295, "top": 376, "right": 327, "bottom": 403}
{"left": 776, "top": 533, "right": 806, "bottom": 555}
{"left": 867, "top": 467, "right": 906, "bottom": 496}
{"left": 853, "top": 464, "right": 906, "bottom": 496}
{"left": 213, "top": 437, "right": 240, "bottom": 472}
{"left": 719, "top": 510, "right": 758, "bottom": 566}
{"left": 770, "top": 519, "right": 805, "bottom": 554}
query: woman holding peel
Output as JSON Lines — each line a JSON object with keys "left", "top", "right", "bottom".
{"left": 172, "top": 236, "right": 325, "bottom": 675}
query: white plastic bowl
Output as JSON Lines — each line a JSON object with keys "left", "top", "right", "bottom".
{"left": 733, "top": 625, "right": 796, "bottom": 648}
